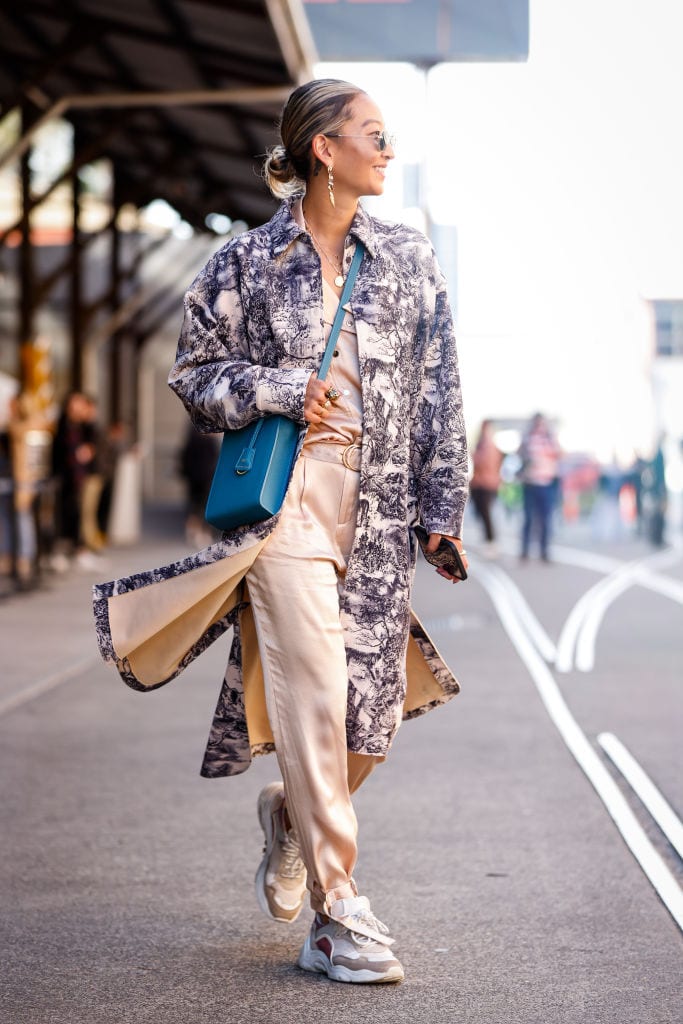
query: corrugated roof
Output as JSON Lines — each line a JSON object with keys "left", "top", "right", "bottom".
{"left": 0, "top": 0, "right": 316, "bottom": 227}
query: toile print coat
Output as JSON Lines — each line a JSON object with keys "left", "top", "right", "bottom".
{"left": 93, "top": 198, "right": 468, "bottom": 779}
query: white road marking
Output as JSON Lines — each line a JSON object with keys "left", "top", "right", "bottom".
{"left": 573, "top": 574, "right": 635, "bottom": 673}
{"left": 547, "top": 543, "right": 683, "bottom": 606}
{"left": 555, "top": 545, "right": 682, "bottom": 673}
{"left": 598, "top": 732, "right": 683, "bottom": 862}
{"left": 476, "top": 563, "right": 683, "bottom": 933}
{"left": 550, "top": 544, "right": 624, "bottom": 574}
{"left": 575, "top": 548, "right": 683, "bottom": 673}
{"left": 632, "top": 568, "right": 683, "bottom": 606}
{"left": 0, "top": 656, "right": 98, "bottom": 718}
{"left": 479, "top": 561, "right": 557, "bottom": 663}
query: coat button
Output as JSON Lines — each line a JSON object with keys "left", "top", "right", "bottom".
{"left": 333, "top": 350, "right": 339, "bottom": 357}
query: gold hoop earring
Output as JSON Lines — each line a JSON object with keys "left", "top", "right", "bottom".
{"left": 327, "top": 164, "right": 335, "bottom": 208}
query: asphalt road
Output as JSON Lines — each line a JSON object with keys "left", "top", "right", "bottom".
{"left": 1, "top": 509, "right": 681, "bottom": 1024}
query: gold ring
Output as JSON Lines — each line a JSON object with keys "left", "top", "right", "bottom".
{"left": 325, "top": 387, "right": 341, "bottom": 402}
{"left": 323, "top": 399, "right": 331, "bottom": 408}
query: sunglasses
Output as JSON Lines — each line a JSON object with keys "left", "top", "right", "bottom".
{"left": 326, "top": 130, "right": 397, "bottom": 152}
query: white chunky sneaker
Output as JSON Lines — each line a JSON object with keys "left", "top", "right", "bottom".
{"left": 297, "top": 896, "right": 404, "bottom": 984}
{"left": 255, "top": 782, "right": 307, "bottom": 923}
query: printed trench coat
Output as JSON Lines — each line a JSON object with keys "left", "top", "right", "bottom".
{"left": 93, "top": 198, "right": 469, "bottom": 779}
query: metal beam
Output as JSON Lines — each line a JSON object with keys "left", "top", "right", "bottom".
{"left": 0, "top": 121, "right": 122, "bottom": 247}
{"left": 82, "top": 236, "right": 211, "bottom": 351}
{"left": 265, "top": 0, "right": 318, "bottom": 85}
{"left": 0, "top": 86, "right": 291, "bottom": 171}
{"left": 81, "top": 233, "right": 170, "bottom": 324}
{"left": 34, "top": 212, "right": 117, "bottom": 306}
{"left": 0, "top": 22, "right": 92, "bottom": 118}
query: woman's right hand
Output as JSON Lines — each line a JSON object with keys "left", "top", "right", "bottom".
{"left": 304, "top": 375, "right": 332, "bottom": 424}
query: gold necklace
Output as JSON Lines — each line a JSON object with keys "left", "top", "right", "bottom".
{"left": 304, "top": 217, "right": 345, "bottom": 287}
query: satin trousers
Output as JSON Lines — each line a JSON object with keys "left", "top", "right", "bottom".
{"left": 246, "top": 451, "right": 381, "bottom": 912}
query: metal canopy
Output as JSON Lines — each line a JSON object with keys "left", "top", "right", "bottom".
{"left": 302, "top": 0, "right": 529, "bottom": 64}
{"left": 0, "top": 0, "right": 317, "bottom": 228}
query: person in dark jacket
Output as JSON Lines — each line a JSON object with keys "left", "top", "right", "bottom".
{"left": 178, "top": 422, "right": 220, "bottom": 547}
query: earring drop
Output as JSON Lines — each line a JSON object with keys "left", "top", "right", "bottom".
{"left": 327, "top": 164, "right": 335, "bottom": 208}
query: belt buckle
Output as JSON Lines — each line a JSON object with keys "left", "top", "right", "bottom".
{"left": 341, "top": 442, "right": 361, "bottom": 471}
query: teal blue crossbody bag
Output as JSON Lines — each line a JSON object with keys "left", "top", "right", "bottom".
{"left": 205, "top": 241, "right": 365, "bottom": 532}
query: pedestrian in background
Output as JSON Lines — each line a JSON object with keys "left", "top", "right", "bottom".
{"left": 94, "top": 78, "right": 468, "bottom": 986}
{"left": 642, "top": 438, "right": 667, "bottom": 547}
{"left": 518, "top": 412, "right": 562, "bottom": 562}
{"left": 96, "top": 420, "right": 131, "bottom": 545}
{"left": 0, "top": 407, "right": 14, "bottom": 580}
{"left": 79, "top": 394, "right": 107, "bottom": 553}
{"left": 177, "top": 421, "right": 220, "bottom": 548}
{"left": 51, "top": 391, "right": 100, "bottom": 570}
{"left": 3, "top": 393, "right": 49, "bottom": 584}
{"left": 469, "top": 418, "right": 503, "bottom": 557}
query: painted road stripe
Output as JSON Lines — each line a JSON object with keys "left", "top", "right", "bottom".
{"left": 483, "top": 561, "right": 557, "bottom": 663}
{"left": 574, "top": 547, "right": 683, "bottom": 673}
{"left": 550, "top": 545, "right": 623, "bottom": 574}
{"left": 573, "top": 574, "right": 634, "bottom": 673}
{"left": 476, "top": 563, "right": 683, "bottom": 933}
{"left": 556, "top": 545, "right": 682, "bottom": 673}
{"left": 598, "top": 732, "right": 683, "bottom": 862}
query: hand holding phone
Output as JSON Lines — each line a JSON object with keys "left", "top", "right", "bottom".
{"left": 413, "top": 525, "right": 468, "bottom": 581}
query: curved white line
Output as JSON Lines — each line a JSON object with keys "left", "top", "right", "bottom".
{"left": 476, "top": 564, "right": 683, "bottom": 933}
{"left": 555, "top": 585, "right": 599, "bottom": 673}
{"left": 574, "top": 547, "right": 683, "bottom": 673}
{"left": 556, "top": 546, "right": 682, "bottom": 673}
{"left": 598, "top": 732, "right": 683, "bottom": 861}
{"left": 574, "top": 575, "right": 633, "bottom": 672}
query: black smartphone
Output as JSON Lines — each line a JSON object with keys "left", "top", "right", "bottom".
{"left": 413, "top": 525, "right": 468, "bottom": 580}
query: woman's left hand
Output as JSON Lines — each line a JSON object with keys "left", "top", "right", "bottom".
{"left": 426, "top": 533, "right": 469, "bottom": 583}
{"left": 304, "top": 375, "right": 333, "bottom": 425}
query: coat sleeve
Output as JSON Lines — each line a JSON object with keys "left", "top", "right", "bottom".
{"left": 168, "top": 243, "right": 312, "bottom": 433}
{"left": 411, "top": 249, "right": 469, "bottom": 538}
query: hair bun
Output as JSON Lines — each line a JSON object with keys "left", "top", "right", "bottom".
{"left": 268, "top": 144, "right": 290, "bottom": 172}
{"left": 263, "top": 144, "right": 301, "bottom": 198}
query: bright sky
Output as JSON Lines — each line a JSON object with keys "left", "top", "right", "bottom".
{"left": 319, "top": 0, "right": 683, "bottom": 462}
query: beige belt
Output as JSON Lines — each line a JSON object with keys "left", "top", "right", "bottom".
{"left": 303, "top": 440, "right": 362, "bottom": 472}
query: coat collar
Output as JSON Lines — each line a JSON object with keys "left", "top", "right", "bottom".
{"left": 269, "top": 197, "right": 378, "bottom": 259}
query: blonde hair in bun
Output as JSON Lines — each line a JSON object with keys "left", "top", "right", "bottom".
{"left": 263, "top": 78, "right": 365, "bottom": 198}
{"left": 262, "top": 144, "right": 297, "bottom": 199}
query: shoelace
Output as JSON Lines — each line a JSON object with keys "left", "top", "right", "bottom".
{"left": 280, "top": 831, "right": 305, "bottom": 878}
{"left": 345, "top": 908, "right": 390, "bottom": 946}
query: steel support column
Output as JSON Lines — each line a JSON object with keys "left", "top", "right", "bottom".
{"left": 18, "top": 104, "right": 36, "bottom": 384}
{"left": 69, "top": 125, "right": 83, "bottom": 390}
{"left": 108, "top": 171, "right": 123, "bottom": 423}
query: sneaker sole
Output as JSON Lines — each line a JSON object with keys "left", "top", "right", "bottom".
{"left": 255, "top": 782, "right": 304, "bottom": 924}
{"left": 297, "top": 937, "right": 404, "bottom": 985}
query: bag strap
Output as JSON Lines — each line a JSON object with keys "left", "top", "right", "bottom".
{"left": 317, "top": 241, "right": 365, "bottom": 381}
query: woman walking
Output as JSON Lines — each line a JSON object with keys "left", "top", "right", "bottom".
{"left": 469, "top": 419, "right": 504, "bottom": 556}
{"left": 519, "top": 412, "right": 562, "bottom": 561}
{"left": 94, "top": 79, "right": 468, "bottom": 985}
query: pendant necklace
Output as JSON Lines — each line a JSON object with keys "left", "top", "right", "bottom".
{"left": 304, "top": 217, "right": 345, "bottom": 286}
